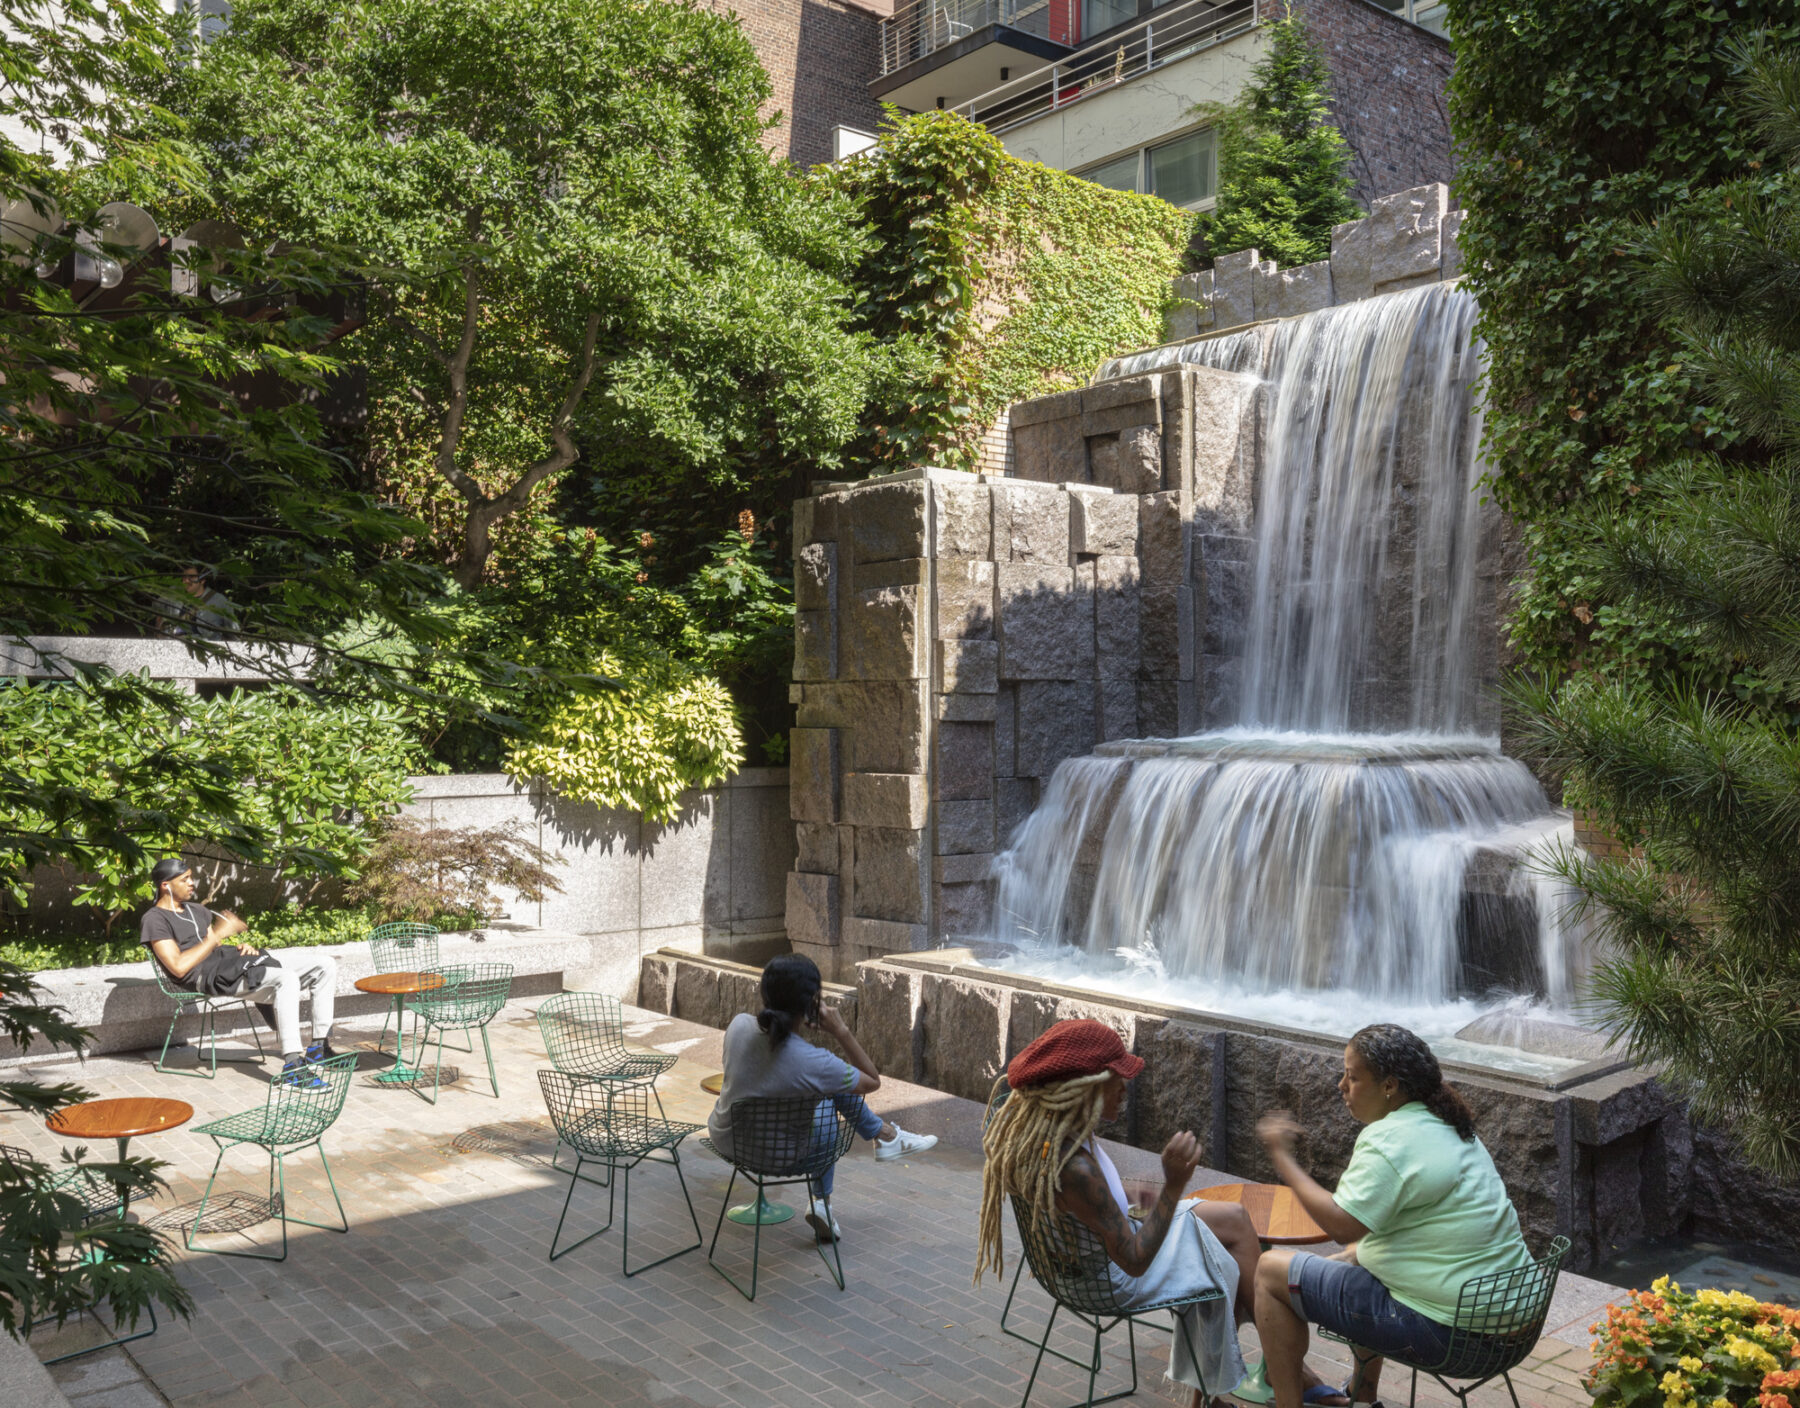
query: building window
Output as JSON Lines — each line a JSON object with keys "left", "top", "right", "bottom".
{"left": 1075, "top": 128, "right": 1215, "bottom": 209}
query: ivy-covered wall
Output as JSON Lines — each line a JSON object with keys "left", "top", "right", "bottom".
{"left": 1448, "top": 0, "right": 1800, "bottom": 683}
{"left": 831, "top": 112, "right": 1198, "bottom": 476}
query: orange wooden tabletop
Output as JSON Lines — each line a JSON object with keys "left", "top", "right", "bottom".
{"left": 48, "top": 1097, "right": 194, "bottom": 1142}
{"left": 699, "top": 1073, "right": 724, "bottom": 1095}
{"left": 1194, "top": 1182, "right": 1330, "bottom": 1245}
{"left": 355, "top": 971, "right": 448, "bottom": 996}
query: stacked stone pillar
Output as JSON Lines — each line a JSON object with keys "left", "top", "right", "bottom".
{"left": 786, "top": 363, "right": 1260, "bottom": 981}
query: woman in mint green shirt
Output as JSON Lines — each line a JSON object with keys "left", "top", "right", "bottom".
{"left": 1249, "top": 1024, "right": 1532, "bottom": 1408}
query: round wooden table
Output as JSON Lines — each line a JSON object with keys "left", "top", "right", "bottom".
{"left": 47, "top": 1097, "right": 195, "bottom": 1217}
{"left": 1190, "top": 1182, "right": 1329, "bottom": 1404}
{"left": 1193, "top": 1181, "right": 1331, "bottom": 1246}
{"left": 354, "top": 972, "right": 447, "bottom": 1090}
{"left": 699, "top": 1072, "right": 724, "bottom": 1095}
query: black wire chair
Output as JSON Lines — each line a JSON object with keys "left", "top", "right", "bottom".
{"left": 985, "top": 1082, "right": 1225, "bottom": 1408}
{"left": 1327, "top": 1236, "right": 1571, "bottom": 1408}
{"left": 699, "top": 1094, "right": 855, "bottom": 1302}
{"left": 536, "top": 1069, "right": 703, "bottom": 1276}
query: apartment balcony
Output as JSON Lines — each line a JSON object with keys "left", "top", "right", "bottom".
{"left": 874, "top": 0, "right": 1076, "bottom": 113}
{"left": 949, "top": 0, "right": 1256, "bottom": 135}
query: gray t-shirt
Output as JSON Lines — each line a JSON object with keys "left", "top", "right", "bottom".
{"left": 706, "top": 1012, "right": 856, "bottom": 1158}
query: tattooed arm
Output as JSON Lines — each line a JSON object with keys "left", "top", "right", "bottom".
{"left": 1056, "top": 1131, "right": 1203, "bottom": 1278}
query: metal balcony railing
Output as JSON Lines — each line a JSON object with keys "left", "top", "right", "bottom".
{"left": 951, "top": 0, "right": 1257, "bottom": 134}
{"left": 879, "top": 0, "right": 1061, "bottom": 77}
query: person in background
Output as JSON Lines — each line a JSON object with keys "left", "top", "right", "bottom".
{"left": 977, "top": 1019, "right": 1260, "bottom": 1408}
{"left": 1253, "top": 1023, "right": 1533, "bottom": 1408}
{"left": 142, "top": 856, "right": 340, "bottom": 1088}
{"left": 706, "top": 953, "right": 938, "bottom": 1244}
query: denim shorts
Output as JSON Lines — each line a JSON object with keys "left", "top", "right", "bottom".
{"left": 1287, "top": 1252, "right": 1455, "bottom": 1364}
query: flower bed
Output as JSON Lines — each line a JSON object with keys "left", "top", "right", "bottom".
{"left": 1589, "top": 1278, "right": 1800, "bottom": 1408}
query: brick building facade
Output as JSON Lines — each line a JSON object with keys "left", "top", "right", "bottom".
{"left": 1295, "top": 0, "right": 1456, "bottom": 206}
{"left": 709, "top": 0, "right": 892, "bottom": 169}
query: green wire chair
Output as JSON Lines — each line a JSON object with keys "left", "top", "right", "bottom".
{"left": 3, "top": 1143, "right": 162, "bottom": 1363}
{"left": 984, "top": 1086, "right": 1226, "bottom": 1408}
{"left": 185, "top": 1052, "right": 358, "bottom": 1262}
{"left": 1329, "top": 1236, "right": 1571, "bottom": 1408}
{"left": 535, "top": 991, "right": 678, "bottom": 1171}
{"left": 408, "top": 962, "right": 513, "bottom": 1104}
{"left": 699, "top": 1094, "right": 855, "bottom": 1303}
{"left": 537, "top": 1069, "right": 704, "bottom": 1275}
{"left": 149, "top": 961, "right": 267, "bottom": 1079}
{"left": 366, "top": 921, "right": 443, "bottom": 1054}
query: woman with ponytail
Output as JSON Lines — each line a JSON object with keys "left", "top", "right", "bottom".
{"left": 706, "top": 953, "right": 937, "bottom": 1244}
{"left": 1251, "top": 1024, "right": 1532, "bottom": 1408}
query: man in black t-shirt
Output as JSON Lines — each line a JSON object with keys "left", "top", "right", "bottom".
{"left": 143, "top": 857, "right": 340, "bottom": 1087}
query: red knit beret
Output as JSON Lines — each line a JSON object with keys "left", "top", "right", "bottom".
{"left": 1007, "top": 1019, "right": 1145, "bottom": 1089}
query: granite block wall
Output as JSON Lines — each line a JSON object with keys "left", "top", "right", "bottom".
{"left": 1163, "top": 180, "right": 1465, "bottom": 342}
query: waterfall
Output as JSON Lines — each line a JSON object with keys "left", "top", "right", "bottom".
{"left": 993, "top": 284, "right": 1595, "bottom": 1032}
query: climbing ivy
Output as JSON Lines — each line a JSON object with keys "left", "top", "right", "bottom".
{"left": 1447, "top": 0, "right": 1800, "bottom": 682}
{"left": 832, "top": 112, "right": 1197, "bottom": 472}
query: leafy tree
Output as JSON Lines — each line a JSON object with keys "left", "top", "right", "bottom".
{"left": 0, "top": 0, "right": 533, "bottom": 898}
{"left": 1198, "top": 7, "right": 1363, "bottom": 268}
{"left": 165, "top": 0, "right": 882, "bottom": 589}
{"left": 348, "top": 818, "right": 562, "bottom": 923}
{"left": 1513, "top": 36, "right": 1800, "bottom": 1179}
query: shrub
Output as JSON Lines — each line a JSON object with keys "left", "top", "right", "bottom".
{"left": 347, "top": 818, "right": 563, "bottom": 924}
{"left": 0, "top": 681, "right": 422, "bottom": 925}
{"left": 1587, "top": 1278, "right": 1800, "bottom": 1408}
{"left": 507, "top": 652, "right": 744, "bottom": 824}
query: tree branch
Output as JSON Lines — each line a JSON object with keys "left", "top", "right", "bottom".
{"left": 432, "top": 263, "right": 486, "bottom": 506}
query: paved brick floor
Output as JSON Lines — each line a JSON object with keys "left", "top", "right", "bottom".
{"left": 3, "top": 999, "right": 1619, "bottom": 1408}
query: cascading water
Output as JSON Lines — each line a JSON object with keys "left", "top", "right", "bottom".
{"left": 990, "top": 284, "right": 1596, "bottom": 1063}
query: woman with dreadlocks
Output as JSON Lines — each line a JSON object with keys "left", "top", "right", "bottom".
{"left": 977, "top": 1020, "right": 1260, "bottom": 1408}
{"left": 1252, "top": 1023, "right": 1532, "bottom": 1408}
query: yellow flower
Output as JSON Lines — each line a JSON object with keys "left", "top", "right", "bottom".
{"left": 1727, "top": 1336, "right": 1781, "bottom": 1372}
{"left": 1679, "top": 1358, "right": 1704, "bottom": 1373}
{"left": 1712, "top": 1399, "right": 1731, "bottom": 1408}
{"left": 1654, "top": 1276, "right": 1678, "bottom": 1296}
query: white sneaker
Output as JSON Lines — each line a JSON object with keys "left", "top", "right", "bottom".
{"left": 805, "top": 1198, "right": 841, "bottom": 1242}
{"left": 873, "top": 1124, "right": 938, "bottom": 1162}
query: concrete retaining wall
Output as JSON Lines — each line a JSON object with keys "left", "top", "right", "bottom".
{"left": 20, "top": 769, "right": 795, "bottom": 980}
{"left": 14, "top": 926, "right": 585, "bottom": 1061}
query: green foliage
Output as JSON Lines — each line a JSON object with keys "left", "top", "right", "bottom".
{"left": 0, "top": 0, "right": 532, "bottom": 905}
{"left": 347, "top": 817, "right": 562, "bottom": 924}
{"left": 832, "top": 111, "right": 1196, "bottom": 471}
{"left": 0, "top": 681, "right": 421, "bottom": 924}
{"left": 0, "top": 957, "right": 191, "bottom": 1340}
{"left": 164, "top": 0, "right": 882, "bottom": 588}
{"left": 507, "top": 650, "right": 744, "bottom": 823}
{"left": 1510, "top": 37, "right": 1800, "bottom": 1178}
{"left": 1447, "top": 0, "right": 1800, "bottom": 682}
{"left": 1199, "top": 7, "right": 1362, "bottom": 268}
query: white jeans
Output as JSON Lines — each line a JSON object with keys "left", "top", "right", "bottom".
{"left": 230, "top": 953, "right": 336, "bottom": 1056}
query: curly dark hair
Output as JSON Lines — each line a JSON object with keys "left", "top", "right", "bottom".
{"left": 757, "top": 953, "right": 822, "bottom": 1049}
{"left": 1350, "top": 1023, "right": 1476, "bottom": 1141}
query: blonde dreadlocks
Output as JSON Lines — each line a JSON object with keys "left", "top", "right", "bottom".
{"left": 974, "top": 1069, "right": 1111, "bottom": 1284}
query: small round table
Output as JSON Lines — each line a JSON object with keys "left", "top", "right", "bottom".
{"left": 354, "top": 972, "right": 446, "bottom": 1090}
{"left": 1191, "top": 1182, "right": 1330, "bottom": 1403}
{"left": 46, "top": 1097, "right": 195, "bottom": 1219}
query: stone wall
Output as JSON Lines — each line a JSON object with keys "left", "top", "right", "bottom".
{"left": 785, "top": 371, "right": 1260, "bottom": 974}
{"left": 643, "top": 945, "right": 1734, "bottom": 1271}
{"left": 1163, "top": 180, "right": 1464, "bottom": 341}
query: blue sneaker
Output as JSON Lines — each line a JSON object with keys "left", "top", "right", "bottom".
{"left": 303, "top": 1039, "right": 341, "bottom": 1064}
{"left": 278, "top": 1057, "right": 326, "bottom": 1090}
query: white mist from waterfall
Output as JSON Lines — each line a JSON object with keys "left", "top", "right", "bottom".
{"left": 989, "top": 285, "right": 1599, "bottom": 1066}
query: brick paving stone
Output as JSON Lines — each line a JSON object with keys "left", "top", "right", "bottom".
{"left": 4, "top": 998, "right": 1613, "bottom": 1408}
